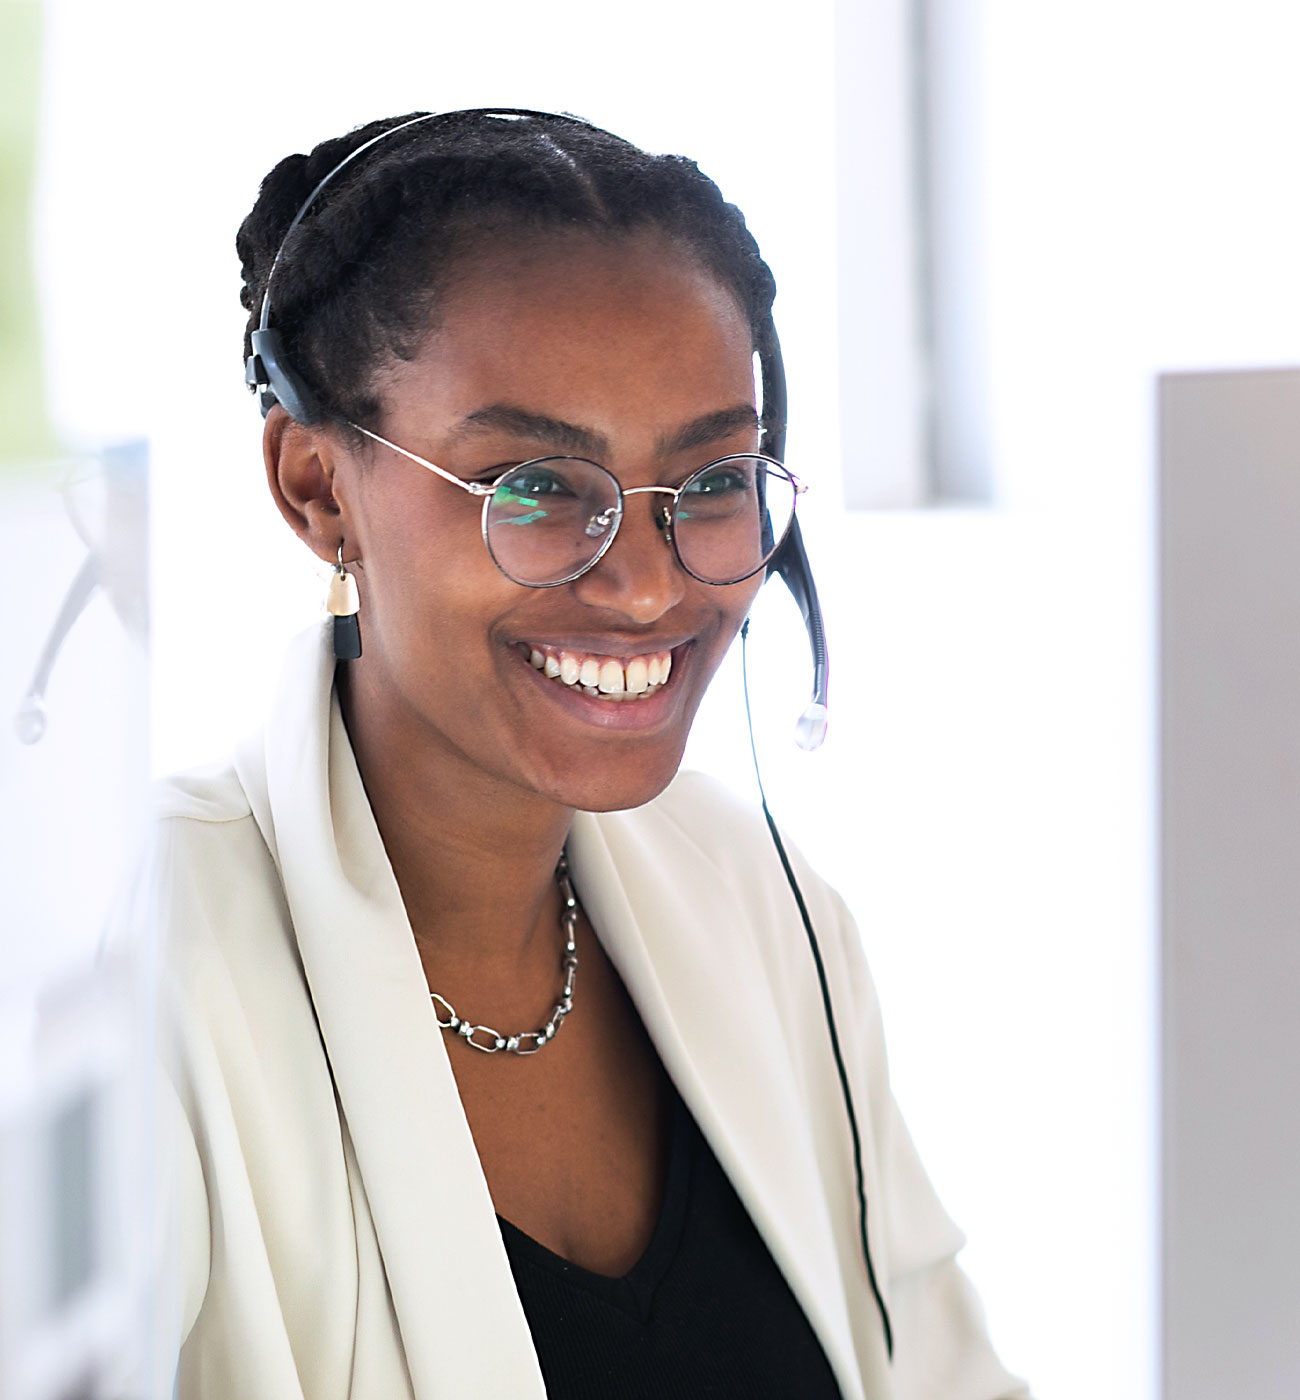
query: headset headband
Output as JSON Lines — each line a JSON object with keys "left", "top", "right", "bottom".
{"left": 255, "top": 110, "right": 596, "bottom": 339}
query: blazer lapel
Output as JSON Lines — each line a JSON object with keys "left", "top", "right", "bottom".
{"left": 569, "top": 807, "right": 873, "bottom": 1400}
{"left": 238, "top": 625, "right": 545, "bottom": 1399}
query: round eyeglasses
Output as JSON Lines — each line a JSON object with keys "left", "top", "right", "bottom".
{"left": 345, "top": 422, "right": 805, "bottom": 588}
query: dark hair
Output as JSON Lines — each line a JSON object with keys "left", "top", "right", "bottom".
{"left": 237, "top": 110, "right": 778, "bottom": 429}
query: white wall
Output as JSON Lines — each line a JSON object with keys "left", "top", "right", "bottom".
{"left": 31, "top": 3, "right": 1300, "bottom": 1398}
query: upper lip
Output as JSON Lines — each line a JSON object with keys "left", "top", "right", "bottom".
{"left": 510, "top": 635, "right": 694, "bottom": 659}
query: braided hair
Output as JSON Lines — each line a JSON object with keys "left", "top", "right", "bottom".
{"left": 237, "top": 110, "right": 778, "bottom": 431}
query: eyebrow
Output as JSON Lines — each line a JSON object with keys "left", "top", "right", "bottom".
{"left": 453, "top": 405, "right": 607, "bottom": 457}
{"left": 450, "top": 402, "right": 761, "bottom": 460}
{"left": 657, "top": 404, "right": 761, "bottom": 456}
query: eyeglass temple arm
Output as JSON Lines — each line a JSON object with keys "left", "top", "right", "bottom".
{"left": 345, "top": 421, "right": 494, "bottom": 496}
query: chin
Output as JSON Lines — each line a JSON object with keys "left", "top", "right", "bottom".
{"left": 525, "top": 743, "right": 689, "bottom": 815}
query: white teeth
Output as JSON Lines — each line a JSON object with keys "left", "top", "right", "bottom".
{"left": 526, "top": 646, "right": 676, "bottom": 702}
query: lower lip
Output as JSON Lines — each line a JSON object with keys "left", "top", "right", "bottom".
{"left": 513, "top": 646, "right": 691, "bottom": 731}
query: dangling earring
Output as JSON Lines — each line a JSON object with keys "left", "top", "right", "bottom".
{"left": 327, "top": 542, "right": 362, "bottom": 660}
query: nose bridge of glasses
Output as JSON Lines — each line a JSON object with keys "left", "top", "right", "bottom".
{"left": 617, "top": 484, "right": 676, "bottom": 543}
{"left": 570, "top": 486, "right": 686, "bottom": 613}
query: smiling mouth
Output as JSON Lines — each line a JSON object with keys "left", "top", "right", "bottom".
{"left": 518, "top": 643, "right": 675, "bottom": 702}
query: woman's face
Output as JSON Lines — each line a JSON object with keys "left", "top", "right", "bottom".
{"left": 329, "top": 230, "right": 765, "bottom": 813}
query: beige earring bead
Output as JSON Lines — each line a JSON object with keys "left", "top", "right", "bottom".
{"left": 327, "top": 544, "right": 359, "bottom": 617}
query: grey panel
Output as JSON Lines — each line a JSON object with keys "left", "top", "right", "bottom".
{"left": 1160, "top": 367, "right": 1300, "bottom": 1400}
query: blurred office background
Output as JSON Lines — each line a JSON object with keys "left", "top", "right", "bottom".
{"left": 6, "top": 0, "right": 1300, "bottom": 1396}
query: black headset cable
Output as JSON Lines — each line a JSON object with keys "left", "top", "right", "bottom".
{"left": 739, "top": 619, "right": 895, "bottom": 1359}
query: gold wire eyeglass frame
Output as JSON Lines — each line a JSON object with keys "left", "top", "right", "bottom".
{"left": 343, "top": 420, "right": 806, "bottom": 587}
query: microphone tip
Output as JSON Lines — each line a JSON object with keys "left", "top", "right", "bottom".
{"left": 795, "top": 702, "right": 827, "bottom": 751}
{"left": 14, "top": 695, "right": 47, "bottom": 746}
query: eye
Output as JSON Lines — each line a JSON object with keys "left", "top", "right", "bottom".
{"left": 682, "top": 464, "right": 751, "bottom": 497}
{"left": 496, "top": 464, "right": 580, "bottom": 502}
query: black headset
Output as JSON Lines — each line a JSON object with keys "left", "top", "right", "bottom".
{"left": 245, "top": 109, "right": 891, "bottom": 1355}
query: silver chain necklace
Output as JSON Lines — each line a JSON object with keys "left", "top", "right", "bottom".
{"left": 429, "top": 852, "right": 579, "bottom": 1055}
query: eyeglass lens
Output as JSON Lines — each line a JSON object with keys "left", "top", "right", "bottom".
{"left": 482, "top": 456, "right": 797, "bottom": 587}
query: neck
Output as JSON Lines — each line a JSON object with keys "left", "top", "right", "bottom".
{"left": 338, "top": 663, "right": 575, "bottom": 980}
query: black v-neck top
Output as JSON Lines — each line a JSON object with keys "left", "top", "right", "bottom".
{"left": 497, "top": 1084, "right": 845, "bottom": 1399}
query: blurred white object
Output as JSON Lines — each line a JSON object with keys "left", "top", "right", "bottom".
{"left": 0, "top": 965, "right": 149, "bottom": 1400}
{"left": 14, "top": 441, "right": 148, "bottom": 746}
{"left": 1, "top": 445, "right": 156, "bottom": 1398}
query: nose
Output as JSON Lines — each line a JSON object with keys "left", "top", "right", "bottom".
{"left": 570, "top": 490, "right": 685, "bottom": 623}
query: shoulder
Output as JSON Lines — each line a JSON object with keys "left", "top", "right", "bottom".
{"left": 604, "top": 768, "right": 779, "bottom": 881}
{"left": 144, "top": 757, "right": 273, "bottom": 914}
{"left": 618, "top": 768, "right": 858, "bottom": 936}
{"left": 127, "top": 755, "right": 289, "bottom": 989}
{"left": 593, "top": 770, "right": 869, "bottom": 1005}
{"left": 152, "top": 754, "right": 252, "bottom": 825}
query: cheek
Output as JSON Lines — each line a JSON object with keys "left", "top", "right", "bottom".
{"left": 703, "top": 574, "right": 764, "bottom": 654}
{"left": 353, "top": 486, "right": 507, "bottom": 666}
{"left": 342, "top": 469, "right": 766, "bottom": 809}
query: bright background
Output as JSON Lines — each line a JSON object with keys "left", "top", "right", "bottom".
{"left": 26, "top": 2, "right": 1300, "bottom": 1397}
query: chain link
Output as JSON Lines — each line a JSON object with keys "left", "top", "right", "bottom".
{"left": 429, "top": 852, "right": 579, "bottom": 1055}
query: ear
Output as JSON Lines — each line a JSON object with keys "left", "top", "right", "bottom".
{"left": 263, "top": 406, "right": 353, "bottom": 563}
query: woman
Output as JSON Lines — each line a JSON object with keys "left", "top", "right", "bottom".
{"left": 146, "top": 109, "right": 1030, "bottom": 1398}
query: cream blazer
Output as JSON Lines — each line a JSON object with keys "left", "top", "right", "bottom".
{"left": 142, "top": 623, "right": 1030, "bottom": 1400}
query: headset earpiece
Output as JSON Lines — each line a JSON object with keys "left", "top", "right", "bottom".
{"left": 245, "top": 328, "right": 324, "bottom": 425}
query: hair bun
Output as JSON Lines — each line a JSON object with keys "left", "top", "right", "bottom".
{"left": 237, "top": 151, "right": 319, "bottom": 314}
{"left": 237, "top": 117, "right": 432, "bottom": 317}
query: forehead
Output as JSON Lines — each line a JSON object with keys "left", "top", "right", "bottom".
{"left": 377, "top": 231, "right": 757, "bottom": 446}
